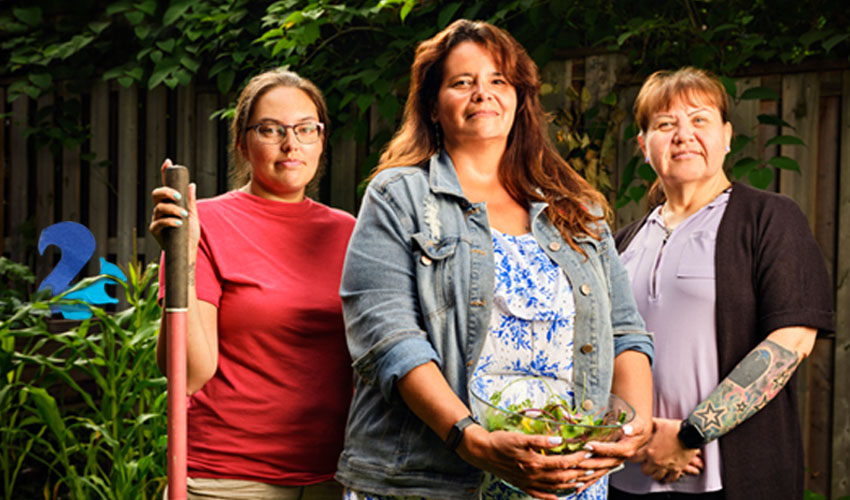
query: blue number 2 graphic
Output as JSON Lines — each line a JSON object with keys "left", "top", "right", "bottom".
{"left": 37, "top": 222, "right": 126, "bottom": 320}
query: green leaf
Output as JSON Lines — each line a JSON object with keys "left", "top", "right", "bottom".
{"left": 729, "top": 134, "right": 753, "bottom": 155}
{"left": 125, "top": 10, "right": 145, "bottom": 25}
{"left": 13, "top": 7, "right": 42, "bottom": 26}
{"left": 25, "top": 387, "right": 67, "bottom": 445}
{"left": 601, "top": 91, "right": 617, "bottom": 106}
{"left": 150, "top": 49, "right": 163, "bottom": 63}
{"left": 156, "top": 39, "right": 176, "bottom": 53}
{"left": 356, "top": 94, "right": 373, "bottom": 115}
{"left": 437, "top": 2, "right": 462, "bottom": 29}
{"left": 378, "top": 94, "right": 399, "bottom": 120}
{"left": 163, "top": 1, "right": 191, "bottom": 26}
{"left": 764, "top": 135, "right": 805, "bottom": 147}
{"left": 127, "top": 66, "right": 144, "bottom": 81}
{"left": 29, "top": 73, "right": 52, "bottom": 90}
{"left": 148, "top": 66, "right": 171, "bottom": 89}
{"left": 719, "top": 76, "right": 737, "bottom": 99}
{"left": 732, "top": 157, "right": 759, "bottom": 179}
{"left": 757, "top": 114, "right": 793, "bottom": 129}
{"left": 616, "top": 32, "right": 633, "bottom": 47}
{"left": 217, "top": 69, "right": 235, "bottom": 94}
{"left": 400, "top": 0, "right": 415, "bottom": 21}
{"left": 180, "top": 55, "right": 201, "bottom": 73}
{"left": 118, "top": 76, "right": 135, "bottom": 88}
{"left": 628, "top": 185, "right": 647, "bottom": 203}
{"left": 767, "top": 156, "right": 800, "bottom": 172}
{"left": 135, "top": 0, "right": 157, "bottom": 16}
{"left": 88, "top": 21, "right": 111, "bottom": 34}
{"left": 102, "top": 67, "right": 125, "bottom": 80}
{"left": 637, "top": 163, "right": 656, "bottom": 182}
{"left": 135, "top": 25, "right": 151, "bottom": 40}
{"left": 823, "top": 34, "right": 849, "bottom": 52}
{"left": 739, "top": 86, "right": 778, "bottom": 101}
{"left": 799, "top": 29, "right": 829, "bottom": 48}
{"left": 748, "top": 167, "right": 774, "bottom": 189}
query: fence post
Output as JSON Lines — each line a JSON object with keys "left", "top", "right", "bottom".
{"left": 833, "top": 69, "right": 850, "bottom": 498}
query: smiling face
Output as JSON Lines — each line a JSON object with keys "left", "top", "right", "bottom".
{"left": 240, "top": 86, "right": 323, "bottom": 202}
{"left": 639, "top": 93, "right": 732, "bottom": 190}
{"left": 433, "top": 41, "right": 517, "bottom": 151}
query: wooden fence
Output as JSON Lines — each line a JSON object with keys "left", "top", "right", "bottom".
{"left": 2, "top": 57, "right": 848, "bottom": 497}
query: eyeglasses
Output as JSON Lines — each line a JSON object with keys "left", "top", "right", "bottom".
{"left": 246, "top": 120, "right": 325, "bottom": 145}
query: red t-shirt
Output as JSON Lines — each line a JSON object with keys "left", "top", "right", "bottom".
{"left": 160, "top": 191, "right": 355, "bottom": 485}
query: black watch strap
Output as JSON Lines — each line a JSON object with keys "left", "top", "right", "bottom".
{"left": 445, "top": 415, "right": 478, "bottom": 451}
{"left": 678, "top": 418, "right": 706, "bottom": 449}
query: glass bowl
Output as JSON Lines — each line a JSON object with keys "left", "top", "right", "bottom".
{"left": 469, "top": 372, "right": 635, "bottom": 454}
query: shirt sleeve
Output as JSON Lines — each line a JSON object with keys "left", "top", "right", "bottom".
{"left": 603, "top": 225, "right": 654, "bottom": 365}
{"left": 755, "top": 196, "right": 834, "bottom": 337}
{"left": 340, "top": 182, "right": 440, "bottom": 402}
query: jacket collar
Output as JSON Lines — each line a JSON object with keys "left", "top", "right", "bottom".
{"left": 428, "top": 149, "right": 467, "bottom": 199}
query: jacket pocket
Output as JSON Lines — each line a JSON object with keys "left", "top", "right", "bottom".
{"left": 411, "top": 232, "right": 459, "bottom": 316}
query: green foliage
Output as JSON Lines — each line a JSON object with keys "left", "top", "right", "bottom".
{"left": 548, "top": 84, "right": 625, "bottom": 201}
{"left": 1, "top": 0, "right": 848, "bottom": 192}
{"left": 0, "top": 261, "right": 166, "bottom": 499}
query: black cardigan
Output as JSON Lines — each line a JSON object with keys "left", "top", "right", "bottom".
{"left": 615, "top": 182, "right": 834, "bottom": 500}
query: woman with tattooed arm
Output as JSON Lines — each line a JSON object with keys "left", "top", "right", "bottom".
{"left": 606, "top": 67, "right": 834, "bottom": 500}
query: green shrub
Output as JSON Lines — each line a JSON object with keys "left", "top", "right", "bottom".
{"left": 1, "top": 261, "right": 166, "bottom": 500}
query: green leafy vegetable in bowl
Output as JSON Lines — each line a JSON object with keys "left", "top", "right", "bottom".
{"left": 470, "top": 372, "right": 635, "bottom": 454}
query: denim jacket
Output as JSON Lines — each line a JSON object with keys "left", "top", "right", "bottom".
{"left": 336, "top": 151, "right": 652, "bottom": 499}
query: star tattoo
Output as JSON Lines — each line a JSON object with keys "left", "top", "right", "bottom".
{"left": 693, "top": 402, "right": 726, "bottom": 432}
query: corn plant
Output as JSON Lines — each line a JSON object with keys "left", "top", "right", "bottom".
{"left": 1, "top": 260, "right": 167, "bottom": 499}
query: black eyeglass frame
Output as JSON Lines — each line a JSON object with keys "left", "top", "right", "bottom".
{"left": 245, "top": 121, "right": 325, "bottom": 145}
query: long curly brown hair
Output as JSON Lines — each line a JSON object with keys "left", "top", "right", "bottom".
{"left": 373, "top": 19, "right": 608, "bottom": 252}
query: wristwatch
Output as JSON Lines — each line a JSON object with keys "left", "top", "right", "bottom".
{"left": 445, "top": 415, "right": 478, "bottom": 451}
{"left": 677, "top": 418, "right": 706, "bottom": 449}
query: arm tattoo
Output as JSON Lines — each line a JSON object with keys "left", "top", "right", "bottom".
{"left": 687, "top": 339, "right": 801, "bottom": 443}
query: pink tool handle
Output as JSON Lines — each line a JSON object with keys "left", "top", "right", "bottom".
{"left": 163, "top": 165, "right": 189, "bottom": 500}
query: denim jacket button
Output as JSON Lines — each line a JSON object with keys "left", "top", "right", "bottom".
{"left": 420, "top": 255, "right": 432, "bottom": 266}
{"left": 580, "top": 283, "right": 591, "bottom": 295}
{"left": 548, "top": 241, "right": 561, "bottom": 251}
{"left": 581, "top": 343, "right": 594, "bottom": 354}
{"left": 582, "top": 399, "right": 594, "bottom": 411}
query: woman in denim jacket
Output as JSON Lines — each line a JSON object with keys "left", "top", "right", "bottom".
{"left": 336, "top": 20, "right": 654, "bottom": 500}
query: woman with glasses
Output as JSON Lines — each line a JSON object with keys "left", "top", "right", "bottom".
{"left": 150, "top": 68, "right": 355, "bottom": 499}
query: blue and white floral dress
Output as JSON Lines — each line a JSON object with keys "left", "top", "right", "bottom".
{"left": 343, "top": 230, "right": 606, "bottom": 500}
{"left": 473, "top": 229, "right": 606, "bottom": 500}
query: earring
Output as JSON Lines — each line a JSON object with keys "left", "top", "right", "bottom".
{"left": 725, "top": 145, "right": 731, "bottom": 153}
{"left": 644, "top": 155, "right": 650, "bottom": 164}
{"left": 434, "top": 123, "right": 442, "bottom": 150}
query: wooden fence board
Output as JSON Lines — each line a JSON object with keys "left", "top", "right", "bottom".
{"left": 144, "top": 86, "right": 167, "bottom": 263}
{"left": 116, "top": 86, "right": 138, "bottom": 277}
{"left": 780, "top": 73, "right": 821, "bottom": 223}
{"left": 614, "top": 84, "right": 643, "bottom": 229}
{"left": 176, "top": 83, "right": 196, "bottom": 178}
{"left": 35, "top": 95, "right": 55, "bottom": 280}
{"left": 0, "top": 87, "right": 5, "bottom": 255}
{"left": 61, "top": 89, "right": 82, "bottom": 224}
{"left": 728, "top": 77, "right": 761, "bottom": 180}
{"left": 833, "top": 69, "right": 850, "bottom": 498}
{"left": 804, "top": 90, "right": 841, "bottom": 496}
{"left": 195, "top": 93, "right": 220, "bottom": 199}
{"left": 88, "top": 81, "right": 110, "bottom": 275}
{"left": 330, "top": 132, "right": 357, "bottom": 214}
{"left": 779, "top": 73, "right": 821, "bottom": 481}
